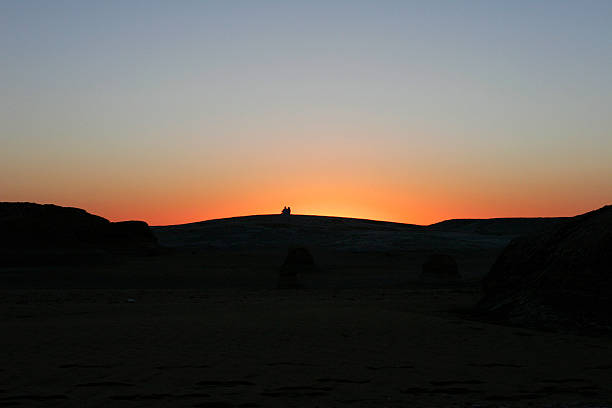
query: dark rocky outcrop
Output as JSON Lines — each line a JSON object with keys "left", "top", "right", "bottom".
{"left": 420, "top": 253, "right": 461, "bottom": 282}
{"left": 277, "top": 247, "right": 316, "bottom": 289}
{"left": 98, "top": 220, "right": 158, "bottom": 250}
{"left": 0, "top": 202, "right": 158, "bottom": 266}
{"left": 477, "top": 205, "right": 612, "bottom": 330}
{"left": 280, "top": 247, "right": 316, "bottom": 275}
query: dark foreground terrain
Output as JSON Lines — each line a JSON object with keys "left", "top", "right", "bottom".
{"left": 1, "top": 203, "right": 611, "bottom": 407}
{"left": 3, "top": 287, "right": 612, "bottom": 407}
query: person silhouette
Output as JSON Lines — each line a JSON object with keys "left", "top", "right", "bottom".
{"left": 287, "top": 206, "right": 291, "bottom": 215}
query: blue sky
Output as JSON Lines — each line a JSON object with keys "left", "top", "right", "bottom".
{"left": 2, "top": 1, "right": 611, "bottom": 224}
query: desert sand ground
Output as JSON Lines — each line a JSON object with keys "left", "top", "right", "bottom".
{"left": 2, "top": 250, "right": 612, "bottom": 408}
{"left": 1, "top": 215, "right": 610, "bottom": 407}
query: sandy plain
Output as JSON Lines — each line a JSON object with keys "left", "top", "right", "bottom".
{"left": 1, "top": 215, "right": 610, "bottom": 407}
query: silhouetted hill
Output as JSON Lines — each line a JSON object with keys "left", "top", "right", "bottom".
{"left": 154, "top": 213, "right": 565, "bottom": 252}
{"left": 0, "top": 202, "right": 158, "bottom": 266}
{"left": 152, "top": 214, "right": 511, "bottom": 253}
{"left": 477, "top": 205, "right": 612, "bottom": 331}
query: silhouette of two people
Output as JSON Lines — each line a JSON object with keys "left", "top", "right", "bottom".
{"left": 281, "top": 206, "right": 291, "bottom": 215}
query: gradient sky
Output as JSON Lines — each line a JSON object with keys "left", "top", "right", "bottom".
{"left": 2, "top": 1, "right": 611, "bottom": 225}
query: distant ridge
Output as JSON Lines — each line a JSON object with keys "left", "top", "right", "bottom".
{"left": 0, "top": 201, "right": 588, "bottom": 255}
{"left": 157, "top": 213, "right": 566, "bottom": 232}
{"left": 155, "top": 213, "right": 422, "bottom": 230}
{"left": 429, "top": 217, "right": 566, "bottom": 236}
{"left": 155, "top": 213, "right": 567, "bottom": 237}
{"left": 151, "top": 213, "right": 561, "bottom": 252}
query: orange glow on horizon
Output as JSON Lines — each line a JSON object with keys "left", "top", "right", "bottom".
{"left": 39, "top": 186, "right": 610, "bottom": 227}
{"left": 5, "top": 141, "right": 610, "bottom": 227}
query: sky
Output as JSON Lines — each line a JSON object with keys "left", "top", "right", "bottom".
{"left": 1, "top": 0, "right": 611, "bottom": 225}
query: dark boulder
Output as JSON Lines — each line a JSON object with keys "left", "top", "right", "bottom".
{"left": 420, "top": 253, "right": 460, "bottom": 282}
{"left": 280, "top": 247, "right": 315, "bottom": 276}
{"left": 477, "top": 205, "right": 612, "bottom": 330}
{"left": 277, "top": 247, "right": 316, "bottom": 289}
{"left": 101, "top": 221, "right": 158, "bottom": 251}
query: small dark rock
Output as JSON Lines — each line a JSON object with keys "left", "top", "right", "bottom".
{"left": 280, "top": 247, "right": 316, "bottom": 276}
{"left": 277, "top": 247, "right": 316, "bottom": 289}
{"left": 420, "top": 253, "right": 461, "bottom": 282}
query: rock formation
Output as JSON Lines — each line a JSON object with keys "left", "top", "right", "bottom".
{"left": 477, "top": 205, "right": 612, "bottom": 330}
{"left": 277, "top": 247, "right": 316, "bottom": 288}
{"left": 0, "top": 202, "right": 158, "bottom": 266}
